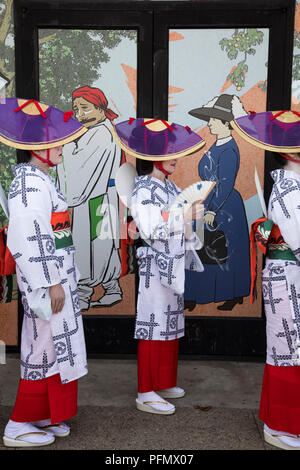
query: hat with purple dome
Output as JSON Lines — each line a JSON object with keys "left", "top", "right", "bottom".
{"left": 0, "top": 98, "right": 87, "bottom": 150}
{"left": 111, "top": 118, "right": 205, "bottom": 161}
{"left": 231, "top": 110, "right": 300, "bottom": 153}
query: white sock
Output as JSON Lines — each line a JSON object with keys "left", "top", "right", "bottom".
{"left": 264, "top": 424, "right": 299, "bottom": 438}
{"left": 4, "top": 419, "right": 26, "bottom": 438}
{"left": 159, "top": 386, "right": 184, "bottom": 393}
{"left": 32, "top": 418, "right": 52, "bottom": 427}
{"left": 4, "top": 420, "right": 53, "bottom": 443}
{"left": 138, "top": 391, "right": 174, "bottom": 412}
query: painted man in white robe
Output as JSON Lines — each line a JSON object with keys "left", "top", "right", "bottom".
{"left": 57, "top": 86, "right": 122, "bottom": 311}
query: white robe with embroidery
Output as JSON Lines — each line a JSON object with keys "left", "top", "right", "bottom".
{"left": 263, "top": 169, "right": 300, "bottom": 366}
{"left": 7, "top": 163, "right": 88, "bottom": 383}
{"left": 130, "top": 175, "right": 204, "bottom": 341}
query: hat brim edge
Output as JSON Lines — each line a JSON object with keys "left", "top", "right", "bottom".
{"left": 111, "top": 125, "right": 206, "bottom": 160}
{"left": 189, "top": 107, "right": 234, "bottom": 123}
{"left": 231, "top": 120, "right": 300, "bottom": 153}
{"left": 0, "top": 126, "right": 87, "bottom": 150}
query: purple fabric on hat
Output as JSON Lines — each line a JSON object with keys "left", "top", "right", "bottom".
{"left": 115, "top": 118, "right": 204, "bottom": 158}
{"left": 0, "top": 98, "right": 85, "bottom": 148}
{"left": 234, "top": 111, "right": 300, "bottom": 149}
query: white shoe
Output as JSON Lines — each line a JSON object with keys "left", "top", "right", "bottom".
{"left": 136, "top": 398, "right": 175, "bottom": 415}
{"left": 34, "top": 421, "right": 70, "bottom": 437}
{"left": 3, "top": 422, "right": 55, "bottom": 448}
{"left": 158, "top": 386, "right": 185, "bottom": 399}
{"left": 264, "top": 424, "right": 300, "bottom": 450}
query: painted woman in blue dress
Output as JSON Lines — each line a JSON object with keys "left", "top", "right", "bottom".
{"left": 184, "top": 94, "right": 251, "bottom": 311}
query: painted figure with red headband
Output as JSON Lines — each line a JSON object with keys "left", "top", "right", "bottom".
{"left": 113, "top": 118, "right": 206, "bottom": 414}
{"left": 232, "top": 110, "right": 300, "bottom": 450}
{"left": 0, "top": 98, "right": 88, "bottom": 447}
{"left": 57, "top": 86, "right": 123, "bottom": 311}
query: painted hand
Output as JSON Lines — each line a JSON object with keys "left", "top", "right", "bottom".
{"left": 204, "top": 212, "right": 215, "bottom": 226}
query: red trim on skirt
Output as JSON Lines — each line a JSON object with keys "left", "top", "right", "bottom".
{"left": 137, "top": 339, "right": 179, "bottom": 393}
{"left": 10, "top": 373, "right": 78, "bottom": 424}
{"left": 259, "top": 363, "right": 300, "bottom": 434}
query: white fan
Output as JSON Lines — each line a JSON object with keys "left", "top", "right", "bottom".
{"left": 254, "top": 166, "right": 267, "bottom": 217}
{"left": 115, "top": 162, "right": 138, "bottom": 208}
{"left": 170, "top": 180, "right": 216, "bottom": 213}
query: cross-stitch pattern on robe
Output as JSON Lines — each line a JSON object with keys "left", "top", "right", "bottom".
{"left": 7, "top": 163, "right": 87, "bottom": 382}
{"left": 263, "top": 169, "right": 300, "bottom": 367}
{"left": 131, "top": 175, "right": 204, "bottom": 341}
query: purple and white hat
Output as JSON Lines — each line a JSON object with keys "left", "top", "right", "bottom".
{"left": 231, "top": 110, "right": 300, "bottom": 153}
{"left": 0, "top": 98, "right": 87, "bottom": 150}
{"left": 111, "top": 118, "right": 205, "bottom": 161}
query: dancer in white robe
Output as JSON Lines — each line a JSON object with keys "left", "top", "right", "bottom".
{"left": 232, "top": 109, "right": 300, "bottom": 450}
{"left": 112, "top": 118, "right": 206, "bottom": 415}
{"left": 0, "top": 98, "right": 87, "bottom": 448}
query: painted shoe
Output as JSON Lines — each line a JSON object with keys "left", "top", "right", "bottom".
{"left": 90, "top": 293, "right": 122, "bottom": 308}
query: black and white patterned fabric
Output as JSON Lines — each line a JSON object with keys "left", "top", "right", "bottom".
{"left": 131, "top": 175, "right": 203, "bottom": 341}
{"left": 7, "top": 163, "right": 87, "bottom": 382}
{"left": 263, "top": 170, "right": 300, "bottom": 366}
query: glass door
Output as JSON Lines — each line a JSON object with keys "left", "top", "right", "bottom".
{"left": 14, "top": 0, "right": 295, "bottom": 356}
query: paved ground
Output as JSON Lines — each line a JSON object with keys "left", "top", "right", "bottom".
{"left": 0, "top": 355, "right": 277, "bottom": 451}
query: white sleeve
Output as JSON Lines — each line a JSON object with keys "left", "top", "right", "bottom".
{"left": 270, "top": 179, "right": 300, "bottom": 262}
{"left": 7, "top": 174, "right": 61, "bottom": 290}
{"left": 130, "top": 185, "right": 185, "bottom": 256}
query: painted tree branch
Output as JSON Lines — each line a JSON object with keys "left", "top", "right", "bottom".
{"left": 38, "top": 31, "right": 61, "bottom": 46}
{"left": 0, "top": 0, "right": 13, "bottom": 44}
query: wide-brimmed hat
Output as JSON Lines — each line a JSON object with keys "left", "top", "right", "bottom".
{"left": 0, "top": 98, "right": 87, "bottom": 150}
{"left": 189, "top": 94, "right": 247, "bottom": 123}
{"left": 231, "top": 110, "right": 300, "bottom": 153}
{"left": 111, "top": 118, "right": 205, "bottom": 161}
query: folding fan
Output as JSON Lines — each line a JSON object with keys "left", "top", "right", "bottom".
{"left": 170, "top": 180, "right": 216, "bottom": 213}
{"left": 115, "top": 162, "right": 138, "bottom": 208}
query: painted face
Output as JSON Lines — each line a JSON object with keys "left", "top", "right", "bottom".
{"left": 162, "top": 158, "right": 177, "bottom": 174}
{"left": 208, "top": 117, "right": 229, "bottom": 136}
{"left": 73, "top": 97, "right": 106, "bottom": 128}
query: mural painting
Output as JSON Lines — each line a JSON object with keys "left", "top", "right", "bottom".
{"left": 0, "top": 0, "right": 300, "bottom": 344}
{"left": 184, "top": 94, "right": 251, "bottom": 311}
{"left": 168, "top": 28, "right": 269, "bottom": 317}
{"left": 39, "top": 28, "right": 137, "bottom": 315}
{"left": 57, "top": 86, "right": 124, "bottom": 311}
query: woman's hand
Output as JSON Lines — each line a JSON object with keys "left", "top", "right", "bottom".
{"left": 49, "top": 283, "right": 65, "bottom": 314}
{"left": 204, "top": 212, "right": 215, "bottom": 227}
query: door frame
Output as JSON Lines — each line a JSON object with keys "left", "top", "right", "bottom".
{"left": 13, "top": 0, "right": 296, "bottom": 358}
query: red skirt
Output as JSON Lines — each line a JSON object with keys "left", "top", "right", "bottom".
{"left": 137, "top": 338, "right": 179, "bottom": 393}
{"left": 259, "top": 363, "right": 300, "bottom": 434}
{"left": 10, "top": 373, "right": 78, "bottom": 424}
